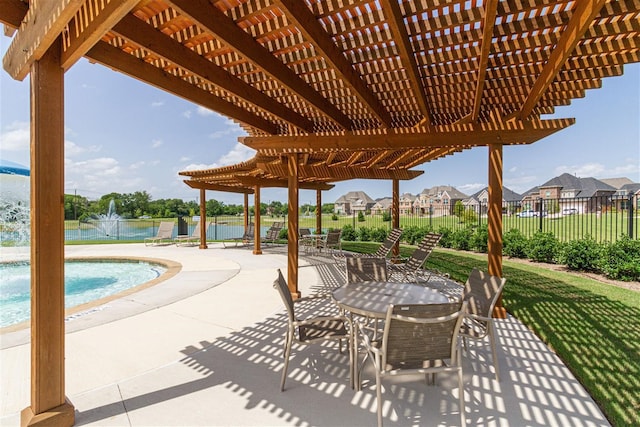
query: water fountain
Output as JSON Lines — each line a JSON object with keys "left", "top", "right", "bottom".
{"left": 88, "top": 199, "right": 122, "bottom": 238}
{"left": 0, "top": 160, "right": 30, "bottom": 247}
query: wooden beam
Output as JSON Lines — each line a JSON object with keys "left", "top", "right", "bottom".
{"left": 273, "top": 0, "right": 392, "bottom": 128}
{"left": 241, "top": 119, "right": 575, "bottom": 152}
{"left": 259, "top": 163, "right": 423, "bottom": 180}
{"left": 487, "top": 143, "right": 506, "bottom": 318}
{"left": 112, "top": 14, "right": 315, "bottom": 133}
{"left": 237, "top": 177, "right": 334, "bottom": 190}
{"left": 3, "top": 0, "right": 84, "bottom": 80}
{"left": 380, "top": 0, "right": 432, "bottom": 128}
{"left": 86, "top": 41, "right": 278, "bottom": 135}
{"left": 287, "top": 153, "right": 300, "bottom": 298}
{"left": 184, "top": 180, "right": 254, "bottom": 194}
{"left": 517, "top": 0, "right": 608, "bottom": 119}
{"left": 60, "top": 0, "right": 138, "bottom": 71}
{"left": 470, "top": 0, "right": 498, "bottom": 123}
{"left": 168, "top": 0, "right": 353, "bottom": 130}
{"left": 0, "top": 0, "right": 27, "bottom": 28}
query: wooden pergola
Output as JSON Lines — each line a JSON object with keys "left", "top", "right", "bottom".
{"left": 1, "top": 0, "right": 638, "bottom": 425}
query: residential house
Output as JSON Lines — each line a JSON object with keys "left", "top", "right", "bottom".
{"left": 370, "top": 197, "right": 392, "bottom": 215}
{"left": 415, "top": 186, "right": 468, "bottom": 216}
{"left": 522, "top": 173, "right": 616, "bottom": 214}
{"left": 399, "top": 193, "right": 417, "bottom": 215}
{"left": 333, "top": 191, "right": 376, "bottom": 215}
{"left": 464, "top": 186, "right": 522, "bottom": 215}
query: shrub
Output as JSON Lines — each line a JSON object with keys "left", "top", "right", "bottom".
{"left": 357, "top": 211, "right": 365, "bottom": 222}
{"left": 369, "top": 227, "right": 388, "bottom": 243}
{"left": 470, "top": 224, "right": 488, "bottom": 253}
{"left": 526, "top": 231, "right": 559, "bottom": 263}
{"left": 331, "top": 213, "right": 338, "bottom": 221}
{"left": 402, "top": 225, "right": 429, "bottom": 245}
{"left": 382, "top": 211, "right": 391, "bottom": 222}
{"left": 599, "top": 236, "right": 640, "bottom": 281}
{"left": 358, "top": 226, "right": 371, "bottom": 242}
{"left": 503, "top": 228, "right": 528, "bottom": 258}
{"left": 451, "top": 227, "right": 473, "bottom": 251}
{"left": 437, "top": 226, "right": 453, "bottom": 248}
{"left": 558, "top": 237, "right": 603, "bottom": 272}
{"left": 278, "top": 228, "right": 288, "bottom": 240}
{"left": 341, "top": 224, "right": 357, "bottom": 241}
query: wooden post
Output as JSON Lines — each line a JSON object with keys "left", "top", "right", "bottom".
{"left": 199, "top": 188, "right": 207, "bottom": 249}
{"left": 253, "top": 186, "right": 262, "bottom": 255}
{"left": 488, "top": 143, "right": 507, "bottom": 318}
{"left": 21, "top": 39, "right": 75, "bottom": 427}
{"left": 392, "top": 179, "right": 400, "bottom": 259}
{"left": 287, "top": 154, "right": 301, "bottom": 298}
{"left": 315, "top": 189, "right": 322, "bottom": 234}
{"left": 243, "top": 193, "right": 249, "bottom": 232}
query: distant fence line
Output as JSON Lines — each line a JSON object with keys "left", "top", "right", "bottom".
{"left": 53, "top": 194, "right": 637, "bottom": 244}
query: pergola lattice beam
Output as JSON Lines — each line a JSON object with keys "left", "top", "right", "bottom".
{"left": 517, "top": 0, "right": 609, "bottom": 120}
{"left": 86, "top": 41, "right": 278, "bottom": 134}
{"left": 241, "top": 119, "right": 575, "bottom": 153}
{"left": 3, "top": 0, "right": 84, "bottom": 80}
{"left": 470, "top": 0, "right": 498, "bottom": 123}
{"left": 168, "top": 0, "right": 353, "bottom": 130}
{"left": 237, "top": 177, "right": 335, "bottom": 190}
{"left": 184, "top": 180, "right": 254, "bottom": 194}
{"left": 380, "top": 0, "right": 432, "bottom": 128}
{"left": 258, "top": 163, "right": 423, "bottom": 181}
{"left": 0, "top": 0, "right": 27, "bottom": 28}
{"left": 273, "top": 0, "right": 392, "bottom": 128}
{"left": 112, "top": 14, "right": 314, "bottom": 133}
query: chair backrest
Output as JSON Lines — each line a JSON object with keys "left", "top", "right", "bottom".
{"left": 266, "top": 227, "right": 281, "bottom": 240}
{"left": 346, "top": 257, "right": 388, "bottom": 283}
{"left": 462, "top": 268, "right": 506, "bottom": 320}
{"left": 244, "top": 223, "right": 255, "bottom": 237}
{"left": 382, "top": 302, "right": 466, "bottom": 368}
{"left": 324, "top": 230, "right": 341, "bottom": 247}
{"left": 373, "top": 228, "right": 403, "bottom": 258}
{"left": 157, "top": 221, "right": 175, "bottom": 238}
{"left": 273, "top": 269, "right": 295, "bottom": 323}
{"left": 404, "top": 232, "right": 442, "bottom": 272}
{"left": 299, "top": 228, "right": 311, "bottom": 237}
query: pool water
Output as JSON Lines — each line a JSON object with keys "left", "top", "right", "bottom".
{"left": 0, "top": 260, "right": 166, "bottom": 328}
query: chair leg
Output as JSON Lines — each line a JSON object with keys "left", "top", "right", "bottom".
{"left": 488, "top": 321, "right": 500, "bottom": 381}
{"left": 280, "top": 330, "right": 294, "bottom": 391}
{"left": 458, "top": 368, "right": 466, "bottom": 427}
{"left": 375, "top": 370, "right": 383, "bottom": 427}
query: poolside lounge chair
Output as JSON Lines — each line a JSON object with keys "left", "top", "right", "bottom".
{"left": 273, "top": 269, "right": 354, "bottom": 391}
{"left": 261, "top": 224, "right": 282, "bottom": 245}
{"left": 388, "top": 232, "right": 442, "bottom": 284}
{"left": 222, "top": 223, "right": 254, "bottom": 247}
{"left": 144, "top": 221, "right": 175, "bottom": 246}
{"left": 361, "top": 301, "right": 467, "bottom": 427}
{"left": 334, "top": 228, "right": 402, "bottom": 263}
{"left": 459, "top": 268, "right": 506, "bottom": 381}
{"left": 174, "top": 220, "right": 211, "bottom": 246}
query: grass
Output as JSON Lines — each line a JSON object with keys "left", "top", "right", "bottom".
{"left": 342, "top": 241, "right": 640, "bottom": 427}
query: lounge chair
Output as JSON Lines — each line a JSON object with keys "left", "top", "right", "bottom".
{"left": 144, "top": 221, "right": 175, "bottom": 246}
{"left": 261, "top": 224, "right": 282, "bottom": 245}
{"left": 334, "top": 228, "right": 402, "bottom": 263}
{"left": 222, "top": 223, "right": 254, "bottom": 247}
{"left": 174, "top": 220, "right": 211, "bottom": 246}
{"left": 388, "top": 232, "right": 442, "bottom": 283}
{"left": 273, "top": 269, "right": 354, "bottom": 391}
{"left": 361, "top": 301, "right": 468, "bottom": 427}
{"left": 459, "top": 268, "right": 506, "bottom": 381}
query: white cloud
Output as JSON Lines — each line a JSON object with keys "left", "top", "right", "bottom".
{"left": 181, "top": 162, "right": 218, "bottom": 171}
{"left": 64, "top": 157, "right": 145, "bottom": 194}
{"left": 65, "top": 140, "right": 101, "bottom": 157}
{"left": 152, "top": 139, "right": 163, "bottom": 148}
{"left": 196, "top": 106, "right": 215, "bottom": 116}
{"left": 458, "top": 183, "right": 484, "bottom": 194}
{"left": 151, "top": 101, "right": 165, "bottom": 107}
{"left": 182, "top": 110, "right": 192, "bottom": 119}
{"left": 554, "top": 161, "right": 639, "bottom": 179}
{"left": 219, "top": 143, "right": 255, "bottom": 165}
{"left": 0, "top": 121, "right": 29, "bottom": 151}
{"left": 179, "top": 156, "right": 191, "bottom": 162}
{"left": 508, "top": 166, "right": 517, "bottom": 173}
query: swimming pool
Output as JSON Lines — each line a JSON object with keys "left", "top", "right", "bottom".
{"left": 0, "top": 259, "right": 167, "bottom": 328}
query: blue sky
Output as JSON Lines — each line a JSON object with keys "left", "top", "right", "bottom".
{"left": 1, "top": 35, "right": 638, "bottom": 206}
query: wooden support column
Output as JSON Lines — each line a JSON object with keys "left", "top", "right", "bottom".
{"left": 199, "top": 188, "right": 207, "bottom": 249}
{"left": 21, "top": 39, "right": 75, "bottom": 427}
{"left": 392, "top": 179, "right": 400, "bottom": 259}
{"left": 488, "top": 143, "right": 507, "bottom": 318}
{"left": 315, "top": 189, "right": 322, "bottom": 234}
{"left": 243, "top": 193, "right": 249, "bottom": 232}
{"left": 253, "top": 186, "right": 262, "bottom": 255}
{"left": 287, "top": 153, "right": 301, "bottom": 298}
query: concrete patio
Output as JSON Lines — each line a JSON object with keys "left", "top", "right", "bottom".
{"left": 0, "top": 243, "right": 609, "bottom": 426}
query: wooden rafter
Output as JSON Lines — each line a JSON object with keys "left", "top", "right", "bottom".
{"left": 380, "top": 0, "right": 432, "bottom": 128}
{"left": 184, "top": 180, "right": 254, "bottom": 194}
{"left": 86, "top": 41, "right": 278, "bottom": 134}
{"left": 111, "top": 13, "right": 314, "bottom": 133}
{"left": 468, "top": 0, "right": 498, "bottom": 123}
{"left": 273, "top": 0, "right": 392, "bottom": 128}
{"left": 517, "top": 0, "right": 609, "bottom": 120}
{"left": 258, "top": 162, "right": 423, "bottom": 181}
{"left": 61, "top": 0, "right": 138, "bottom": 71}
{"left": 241, "top": 119, "right": 575, "bottom": 153}
{"left": 237, "top": 177, "right": 334, "bottom": 190}
{"left": 3, "top": 0, "right": 84, "bottom": 80}
{"left": 0, "top": 0, "right": 27, "bottom": 28}
{"left": 168, "top": 0, "right": 353, "bottom": 130}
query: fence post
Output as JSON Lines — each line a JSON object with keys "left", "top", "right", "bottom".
{"left": 629, "top": 192, "right": 635, "bottom": 238}
{"left": 537, "top": 198, "right": 543, "bottom": 232}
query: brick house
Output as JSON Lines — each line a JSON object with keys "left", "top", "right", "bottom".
{"left": 334, "top": 191, "right": 376, "bottom": 215}
{"left": 414, "top": 186, "right": 468, "bottom": 216}
{"left": 464, "top": 186, "right": 522, "bottom": 215}
{"left": 370, "top": 197, "right": 393, "bottom": 215}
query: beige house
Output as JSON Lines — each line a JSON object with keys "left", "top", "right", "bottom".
{"left": 464, "top": 187, "right": 522, "bottom": 215}
{"left": 370, "top": 197, "right": 393, "bottom": 215}
{"left": 399, "top": 193, "right": 417, "bottom": 215}
{"left": 334, "top": 191, "right": 376, "bottom": 215}
{"left": 415, "top": 186, "right": 468, "bottom": 216}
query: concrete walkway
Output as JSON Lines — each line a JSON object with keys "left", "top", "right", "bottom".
{"left": 0, "top": 243, "right": 609, "bottom": 426}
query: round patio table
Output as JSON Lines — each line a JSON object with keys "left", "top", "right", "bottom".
{"left": 332, "top": 281, "right": 450, "bottom": 319}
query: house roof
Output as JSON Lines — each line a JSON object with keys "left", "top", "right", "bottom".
{"left": 420, "top": 186, "right": 468, "bottom": 200}
{"left": 539, "top": 173, "right": 616, "bottom": 197}
{"left": 373, "top": 198, "right": 393, "bottom": 209}
{"left": 335, "top": 191, "right": 375, "bottom": 205}
{"left": 469, "top": 186, "right": 522, "bottom": 202}
{"left": 600, "top": 177, "right": 635, "bottom": 189}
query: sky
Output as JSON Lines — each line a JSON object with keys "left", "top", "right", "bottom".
{"left": 1, "top": 35, "right": 639, "bottom": 207}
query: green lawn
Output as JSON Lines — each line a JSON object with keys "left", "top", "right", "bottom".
{"left": 342, "top": 241, "right": 640, "bottom": 427}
